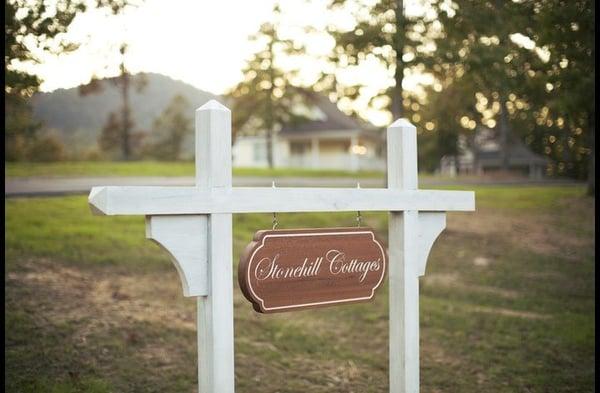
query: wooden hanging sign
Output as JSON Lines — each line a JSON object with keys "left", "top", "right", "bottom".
{"left": 238, "top": 227, "right": 387, "bottom": 313}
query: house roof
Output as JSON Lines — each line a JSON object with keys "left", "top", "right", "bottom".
{"left": 472, "top": 127, "right": 550, "bottom": 166}
{"left": 279, "top": 91, "right": 378, "bottom": 136}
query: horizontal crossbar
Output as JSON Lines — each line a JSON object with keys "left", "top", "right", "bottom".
{"left": 89, "top": 186, "right": 475, "bottom": 215}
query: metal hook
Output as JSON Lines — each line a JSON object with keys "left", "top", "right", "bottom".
{"left": 272, "top": 181, "right": 278, "bottom": 230}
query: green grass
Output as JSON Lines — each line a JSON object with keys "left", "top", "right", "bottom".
{"left": 439, "top": 185, "right": 589, "bottom": 211}
{"left": 5, "top": 185, "right": 595, "bottom": 392}
{"left": 5, "top": 161, "right": 385, "bottom": 178}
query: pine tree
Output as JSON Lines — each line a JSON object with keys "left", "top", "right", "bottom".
{"left": 80, "top": 44, "right": 147, "bottom": 160}
{"left": 227, "top": 3, "right": 310, "bottom": 168}
{"left": 144, "top": 95, "right": 192, "bottom": 161}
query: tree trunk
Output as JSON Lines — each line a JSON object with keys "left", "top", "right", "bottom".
{"left": 121, "top": 71, "right": 131, "bottom": 160}
{"left": 498, "top": 95, "right": 511, "bottom": 171}
{"left": 588, "top": 113, "right": 595, "bottom": 196}
{"left": 392, "top": 0, "right": 404, "bottom": 120}
{"left": 265, "top": 38, "right": 275, "bottom": 169}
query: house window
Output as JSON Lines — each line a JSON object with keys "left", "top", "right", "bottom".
{"left": 290, "top": 142, "right": 308, "bottom": 155}
{"left": 253, "top": 142, "right": 267, "bottom": 162}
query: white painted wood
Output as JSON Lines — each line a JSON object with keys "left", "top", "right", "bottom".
{"left": 387, "top": 119, "right": 418, "bottom": 191}
{"left": 195, "top": 101, "right": 235, "bottom": 393}
{"left": 145, "top": 215, "right": 208, "bottom": 296}
{"left": 198, "top": 213, "right": 234, "bottom": 392}
{"left": 88, "top": 186, "right": 475, "bottom": 215}
{"left": 416, "top": 212, "right": 446, "bottom": 277}
{"left": 389, "top": 210, "right": 420, "bottom": 393}
{"left": 88, "top": 97, "right": 475, "bottom": 393}
{"left": 387, "top": 118, "right": 420, "bottom": 393}
{"left": 196, "top": 100, "right": 232, "bottom": 189}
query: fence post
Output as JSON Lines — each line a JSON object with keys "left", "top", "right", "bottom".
{"left": 387, "top": 119, "right": 420, "bottom": 393}
{"left": 196, "top": 100, "right": 235, "bottom": 393}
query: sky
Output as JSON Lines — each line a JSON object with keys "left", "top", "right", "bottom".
{"left": 22, "top": 0, "right": 431, "bottom": 126}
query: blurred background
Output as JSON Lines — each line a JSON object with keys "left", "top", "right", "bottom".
{"left": 5, "top": 0, "right": 595, "bottom": 186}
{"left": 5, "top": 0, "right": 595, "bottom": 392}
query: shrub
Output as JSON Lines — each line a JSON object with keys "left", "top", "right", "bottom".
{"left": 27, "top": 134, "right": 66, "bottom": 162}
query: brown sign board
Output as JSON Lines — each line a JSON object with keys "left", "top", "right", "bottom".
{"left": 238, "top": 227, "right": 387, "bottom": 313}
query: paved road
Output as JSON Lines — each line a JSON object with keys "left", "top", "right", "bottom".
{"left": 5, "top": 176, "right": 583, "bottom": 197}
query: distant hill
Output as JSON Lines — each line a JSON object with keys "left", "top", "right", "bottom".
{"left": 30, "top": 73, "right": 222, "bottom": 157}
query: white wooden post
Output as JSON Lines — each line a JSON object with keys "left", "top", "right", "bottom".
{"left": 387, "top": 119, "right": 445, "bottom": 393}
{"left": 196, "top": 101, "right": 235, "bottom": 393}
{"left": 88, "top": 105, "right": 473, "bottom": 393}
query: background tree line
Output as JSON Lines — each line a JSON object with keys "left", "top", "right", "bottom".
{"left": 5, "top": 0, "right": 192, "bottom": 162}
{"left": 5, "top": 0, "right": 595, "bottom": 193}
{"left": 228, "top": 0, "right": 594, "bottom": 194}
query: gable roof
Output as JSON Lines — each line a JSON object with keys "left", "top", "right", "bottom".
{"left": 279, "top": 91, "right": 376, "bottom": 135}
{"left": 472, "top": 127, "right": 549, "bottom": 166}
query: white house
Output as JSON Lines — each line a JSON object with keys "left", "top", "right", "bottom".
{"left": 232, "top": 92, "right": 385, "bottom": 171}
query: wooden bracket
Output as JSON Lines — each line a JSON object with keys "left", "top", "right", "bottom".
{"left": 416, "top": 212, "right": 446, "bottom": 276}
{"left": 145, "top": 215, "right": 208, "bottom": 297}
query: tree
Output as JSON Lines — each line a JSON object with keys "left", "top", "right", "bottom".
{"left": 79, "top": 3, "right": 147, "bottom": 161}
{"left": 322, "top": 0, "right": 594, "bottom": 184}
{"left": 426, "top": 0, "right": 594, "bottom": 183}
{"left": 5, "top": 0, "right": 88, "bottom": 96}
{"left": 98, "top": 112, "right": 122, "bottom": 157}
{"left": 5, "top": 0, "right": 84, "bottom": 160}
{"left": 5, "top": 0, "right": 136, "bottom": 160}
{"left": 317, "top": 0, "right": 439, "bottom": 123}
{"left": 227, "top": 3, "right": 310, "bottom": 168}
{"left": 27, "top": 132, "right": 67, "bottom": 162}
{"left": 532, "top": 0, "right": 594, "bottom": 193}
{"left": 425, "top": 1, "right": 553, "bottom": 172}
{"left": 144, "top": 95, "right": 192, "bottom": 161}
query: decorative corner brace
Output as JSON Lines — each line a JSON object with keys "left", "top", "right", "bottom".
{"left": 145, "top": 215, "right": 208, "bottom": 297}
{"left": 416, "top": 212, "right": 446, "bottom": 276}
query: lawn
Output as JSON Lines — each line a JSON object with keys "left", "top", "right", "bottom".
{"left": 5, "top": 161, "right": 386, "bottom": 179}
{"left": 5, "top": 185, "right": 595, "bottom": 392}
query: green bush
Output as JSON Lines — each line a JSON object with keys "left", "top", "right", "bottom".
{"left": 26, "top": 133, "right": 66, "bottom": 162}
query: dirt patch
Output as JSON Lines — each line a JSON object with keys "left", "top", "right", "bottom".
{"left": 471, "top": 306, "right": 551, "bottom": 320}
{"left": 422, "top": 339, "right": 463, "bottom": 368}
{"left": 6, "top": 259, "right": 196, "bottom": 347}
{"left": 423, "top": 273, "right": 519, "bottom": 300}
{"left": 448, "top": 207, "right": 594, "bottom": 261}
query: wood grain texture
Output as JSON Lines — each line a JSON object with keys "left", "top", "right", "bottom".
{"left": 238, "top": 227, "right": 388, "bottom": 313}
{"left": 194, "top": 101, "right": 235, "bottom": 393}
{"left": 388, "top": 119, "right": 420, "bottom": 393}
{"left": 145, "top": 215, "right": 209, "bottom": 296}
{"left": 87, "top": 98, "right": 476, "bottom": 393}
{"left": 416, "top": 212, "right": 446, "bottom": 276}
{"left": 88, "top": 186, "right": 475, "bottom": 215}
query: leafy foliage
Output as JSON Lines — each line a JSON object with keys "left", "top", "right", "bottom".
{"left": 424, "top": 0, "right": 594, "bottom": 180}
{"left": 318, "top": 0, "right": 436, "bottom": 120}
{"left": 80, "top": 35, "right": 148, "bottom": 161}
{"left": 322, "top": 0, "right": 594, "bottom": 182}
{"left": 5, "top": 0, "right": 140, "bottom": 161}
{"left": 143, "top": 95, "right": 193, "bottom": 161}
